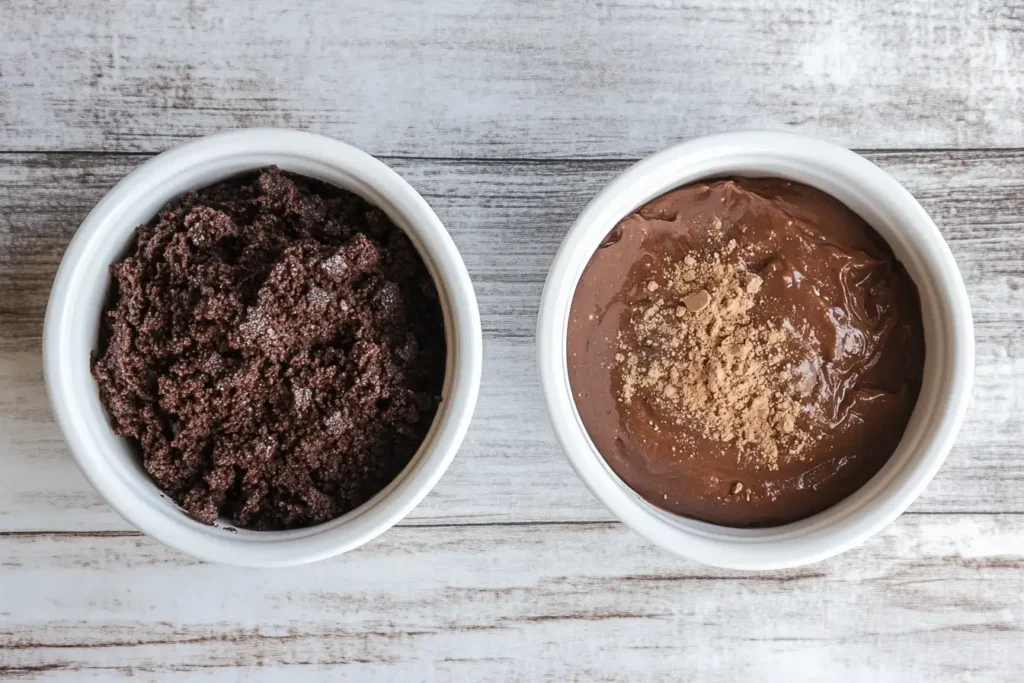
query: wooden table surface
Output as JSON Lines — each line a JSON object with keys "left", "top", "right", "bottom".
{"left": 2, "top": 1, "right": 1022, "bottom": 680}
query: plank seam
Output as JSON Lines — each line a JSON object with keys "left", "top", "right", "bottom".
{"left": 0, "top": 148, "right": 1023, "bottom": 164}
{"left": 2, "top": 511, "right": 1021, "bottom": 538}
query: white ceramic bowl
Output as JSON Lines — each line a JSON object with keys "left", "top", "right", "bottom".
{"left": 537, "top": 131, "right": 974, "bottom": 570}
{"left": 44, "top": 129, "right": 482, "bottom": 567}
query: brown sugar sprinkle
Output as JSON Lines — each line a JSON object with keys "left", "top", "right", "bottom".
{"left": 616, "top": 238, "right": 811, "bottom": 470}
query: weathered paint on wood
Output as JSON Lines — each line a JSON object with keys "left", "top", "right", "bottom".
{"left": 1, "top": 0, "right": 1022, "bottom": 157}
{"left": 1, "top": 516, "right": 1022, "bottom": 681}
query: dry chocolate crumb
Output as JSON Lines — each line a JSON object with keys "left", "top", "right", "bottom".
{"left": 615, "top": 245, "right": 810, "bottom": 470}
{"left": 91, "top": 167, "right": 446, "bottom": 530}
{"left": 682, "top": 289, "right": 711, "bottom": 313}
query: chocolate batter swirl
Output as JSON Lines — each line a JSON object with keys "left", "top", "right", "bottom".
{"left": 567, "top": 178, "right": 925, "bottom": 527}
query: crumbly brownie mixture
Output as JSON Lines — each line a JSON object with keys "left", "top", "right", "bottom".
{"left": 92, "top": 167, "right": 446, "bottom": 530}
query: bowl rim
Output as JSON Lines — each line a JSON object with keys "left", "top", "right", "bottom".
{"left": 43, "top": 128, "right": 482, "bottom": 567}
{"left": 536, "top": 130, "right": 974, "bottom": 570}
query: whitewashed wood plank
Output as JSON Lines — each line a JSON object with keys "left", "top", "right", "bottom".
{"left": 1, "top": 0, "right": 1022, "bottom": 156}
{"left": 1, "top": 151, "right": 1022, "bottom": 532}
{"left": 0, "top": 515, "right": 1021, "bottom": 681}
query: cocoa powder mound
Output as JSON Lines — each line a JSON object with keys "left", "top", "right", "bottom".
{"left": 616, "top": 239, "right": 810, "bottom": 469}
{"left": 91, "top": 167, "right": 446, "bottom": 530}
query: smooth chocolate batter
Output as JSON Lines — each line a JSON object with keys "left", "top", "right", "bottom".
{"left": 567, "top": 178, "right": 925, "bottom": 527}
{"left": 92, "top": 167, "right": 446, "bottom": 530}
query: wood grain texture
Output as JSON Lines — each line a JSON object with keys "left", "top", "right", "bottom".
{"left": 1, "top": 150, "right": 1022, "bottom": 532}
{"left": 1, "top": 515, "right": 1022, "bottom": 681}
{"left": 2, "top": 0, "right": 1023, "bottom": 157}
{"left": 3, "top": 2, "right": 1024, "bottom": 679}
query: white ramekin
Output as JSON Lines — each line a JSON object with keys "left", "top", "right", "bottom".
{"left": 44, "top": 129, "right": 482, "bottom": 567}
{"left": 537, "top": 131, "right": 974, "bottom": 570}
